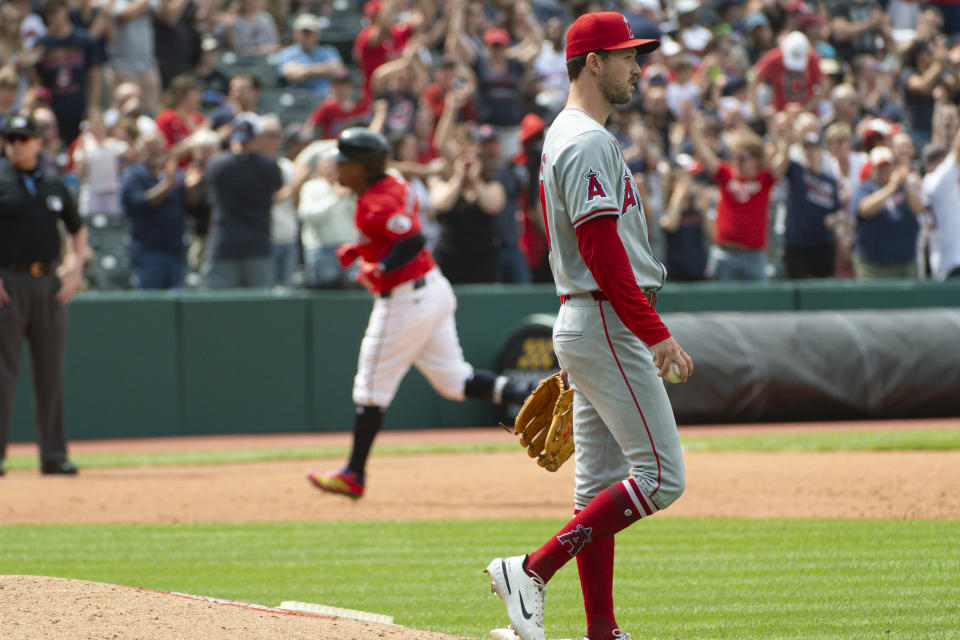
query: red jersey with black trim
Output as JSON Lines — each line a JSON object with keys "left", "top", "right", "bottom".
{"left": 713, "top": 161, "right": 775, "bottom": 249}
{"left": 353, "top": 173, "right": 434, "bottom": 293}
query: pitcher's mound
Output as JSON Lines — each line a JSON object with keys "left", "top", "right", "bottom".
{"left": 0, "top": 575, "right": 474, "bottom": 640}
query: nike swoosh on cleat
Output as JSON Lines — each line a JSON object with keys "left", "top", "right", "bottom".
{"left": 518, "top": 592, "right": 533, "bottom": 620}
{"left": 501, "top": 559, "right": 512, "bottom": 594}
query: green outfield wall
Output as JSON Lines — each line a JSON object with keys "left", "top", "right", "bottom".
{"left": 9, "top": 280, "right": 960, "bottom": 442}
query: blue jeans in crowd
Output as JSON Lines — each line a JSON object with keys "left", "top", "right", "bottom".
{"left": 273, "top": 242, "right": 299, "bottom": 286}
{"left": 707, "top": 245, "right": 768, "bottom": 281}
{"left": 303, "top": 246, "right": 347, "bottom": 288}
{"left": 496, "top": 246, "right": 532, "bottom": 284}
{"left": 131, "top": 250, "right": 186, "bottom": 289}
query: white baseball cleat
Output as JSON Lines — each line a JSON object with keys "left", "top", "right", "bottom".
{"left": 491, "top": 629, "right": 521, "bottom": 640}
{"left": 485, "top": 555, "right": 546, "bottom": 640}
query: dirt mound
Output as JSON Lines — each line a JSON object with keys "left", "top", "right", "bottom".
{"left": 0, "top": 575, "right": 474, "bottom": 640}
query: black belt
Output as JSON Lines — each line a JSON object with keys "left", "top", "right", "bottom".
{"left": 380, "top": 277, "right": 426, "bottom": 298}
{"left": 0, "top": 261, "right": 54, "bottom": 277}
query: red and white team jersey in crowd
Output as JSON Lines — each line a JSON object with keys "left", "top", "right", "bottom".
{"left": 351, "top": 172, "right": 434, "bottom": 293}
{"left": 712, "top": 161, "right": 776, "bottom": 249}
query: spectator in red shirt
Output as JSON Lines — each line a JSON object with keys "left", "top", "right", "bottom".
{"left": 352, "top": 0, "right": 412, "bottom": 98}
{"left": 684, "top": 102, "right": 790, "bottom": 280}
{"left": 420, "top": 56, "right": 477, "bottom": 126}
{"left": 750, "top": 30, "right": 825, "bottom": 117}
{"left": 307, "top": 70, "right": 371, "bottom": 140}
{"left": 513, "top": 112, "right": 551, "bottom": 283}
{"left": 154, "top": 73, "right": 207, "bottom": 163}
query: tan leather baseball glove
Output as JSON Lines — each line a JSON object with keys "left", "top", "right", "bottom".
{"left": 513, "top": 373, "right": 574, "bottom": 472}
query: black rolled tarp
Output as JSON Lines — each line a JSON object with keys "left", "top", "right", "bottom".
{"left": 663, "top": 309, "right": 960, "bottom": 423}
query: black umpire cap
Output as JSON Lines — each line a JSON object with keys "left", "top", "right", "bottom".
{"left": 3, "top": 114, "right": 40, "bottom": 139}
{"left": 336, "top": 127, "right": 390, "bottom": 163}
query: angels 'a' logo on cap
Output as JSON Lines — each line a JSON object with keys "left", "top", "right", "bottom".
{"left": 623, "top": 16, "right": 634, "bottom": 39}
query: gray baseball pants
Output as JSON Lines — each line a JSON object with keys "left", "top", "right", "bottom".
{"left": 553, "top": 294, "right": 685, "bottom": 511}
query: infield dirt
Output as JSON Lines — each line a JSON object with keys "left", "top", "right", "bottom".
{"left": 1, "top": 421, "right": 958, "bottom": 639}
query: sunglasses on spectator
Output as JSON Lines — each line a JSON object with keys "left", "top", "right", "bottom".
{"left": 733, "top": 154, "right": 751, "bottom": 163}
{"left": 4, "top": 134, "right": 33, "bottom": 143}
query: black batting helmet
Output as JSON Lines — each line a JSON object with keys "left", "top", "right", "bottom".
{"left": 336, "top": 127, "right": 390, "bottom": 163}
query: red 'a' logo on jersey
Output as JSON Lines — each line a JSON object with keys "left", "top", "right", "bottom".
{"left": 584, "top": 169, "right": 607, "bottom": 201}
{"left": 622, "top": 172, "right": 637, "bottom": 214}
{"left": 557, "top": 524, "right": 593, "bottom": 557}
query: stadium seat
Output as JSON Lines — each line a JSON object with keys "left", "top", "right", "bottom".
{"left": 216, "top": 52, "right": 282, "bottom": 90}
{"left": 84, "top": 213, "right": 132, "bottom": 290}
{"left": 259, "top": 87, "right": 321, "bottom": 126}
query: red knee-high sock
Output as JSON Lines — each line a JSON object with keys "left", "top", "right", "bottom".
{"left": 575, "top": 508, "right": 617, "bottom": 640}
{"left": 526, "top": 477, "right": 657, "bottom": 584}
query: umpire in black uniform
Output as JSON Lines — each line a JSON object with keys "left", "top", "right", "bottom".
{"left": 0, "top": 114, "right": 88, "bottom": 476}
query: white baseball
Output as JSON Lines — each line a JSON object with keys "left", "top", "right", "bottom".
{"left": 664, "top": 362, "right": 683, "bottom": 384}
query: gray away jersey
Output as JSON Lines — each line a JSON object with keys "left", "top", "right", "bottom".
{"left": 540, "top": 108, "right": 666, "bottom": 295}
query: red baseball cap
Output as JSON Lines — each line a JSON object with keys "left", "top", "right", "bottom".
{"left": 796, "top": 12, "right": 825, "bottom": 31}
{"left": 484, "top": 28, "right": 512, "bottom": 47}
{"left": 565, "top": 12, "right": 660, "bottom": 60}
{"left": 363, "top": 1, "right": 381, "bottom": 20}
{"left": 518, "top": 113, "right": 545, "bottom": 143}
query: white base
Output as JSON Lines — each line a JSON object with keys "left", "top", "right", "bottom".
{"left": 279, "top": 600, "right": 394, "bottom": 625}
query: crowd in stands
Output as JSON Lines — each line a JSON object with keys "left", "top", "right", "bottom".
{"left": 2, "top": 0, "right": 960, "bottom": 289}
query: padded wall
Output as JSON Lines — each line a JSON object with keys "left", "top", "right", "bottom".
{"left": 6, "top": 280, "right": 960, "bottom": 441}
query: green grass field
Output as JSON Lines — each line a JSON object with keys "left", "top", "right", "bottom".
{"left": 2, "top": 427, "right": 958, "bottom": 639}
{"left": 3, "top": 427, "right": 959, "bottom": 471}
{"left": 1, "top": 518, "right": 958, "bottom": 639}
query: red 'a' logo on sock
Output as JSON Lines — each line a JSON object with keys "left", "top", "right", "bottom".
{"left": 584, "top": 169, "right": 607, "bottom": 201}
{"left": 557, "top": 524, "right": 593, "bottom": 557}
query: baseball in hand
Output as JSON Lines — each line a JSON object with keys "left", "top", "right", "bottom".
{"left": 664, "top": 362, "right": 683, "bottom": 384}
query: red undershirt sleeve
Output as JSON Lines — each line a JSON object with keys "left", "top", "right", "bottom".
{"left": 575, "top": 215, "right": 671, "bottom": 346}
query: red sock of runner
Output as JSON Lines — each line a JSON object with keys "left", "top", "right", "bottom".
{"left": 526, "top": 477, "right": 657, "bottom": 584}
{"left": 575, "top": 508, "right": 618, "bottom": 640}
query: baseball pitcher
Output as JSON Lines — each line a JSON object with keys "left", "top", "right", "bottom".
{"left": 484, "top": 13, "right": 694, "bottom": 640}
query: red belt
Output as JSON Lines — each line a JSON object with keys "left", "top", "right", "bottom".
{"left": 560, "top": 290, "right": 607, "bottom": 304}
{"left": 560, "top": 290, "right": 656, "bottom": 307}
